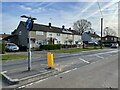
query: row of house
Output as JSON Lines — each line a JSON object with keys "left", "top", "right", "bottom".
{"left": 3, "top": 21, "right": 119, "bottom": 48}
{"left": 4, "top": 21, "right": 82, "bottom": 48}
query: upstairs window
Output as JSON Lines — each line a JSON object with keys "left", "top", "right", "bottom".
{"left": 57, "top": 33, "right": 60, "bottom": 36}
{"left": 36, "top": 31, "right": 44, "bottom": 35}
{"left": 19, "top": 30, "right": 22, "bottom": 35}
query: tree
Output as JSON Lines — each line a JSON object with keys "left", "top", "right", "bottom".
{"left": 104, "top": 27, "right": 116, "bottom": 36}
{"left": 73, "top": 19, "right": 92, "bottom": 35}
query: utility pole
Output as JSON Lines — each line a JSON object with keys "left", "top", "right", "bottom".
{"left": 21, "top": 15, "right": 36, "bottom": 71}
{"left": 100, "top": 18, "right": 103, "bottom": 49}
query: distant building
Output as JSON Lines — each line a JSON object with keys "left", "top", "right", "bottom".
{"left": 81, "top": 31, "right": 100, "bottom": 44}
{"left": 102, "top": 35, "right": 120, "bottom": 44}
{"left": 9, "top": 21, "right": 81, "bottom": 48}
{"left": 0, "top": 33, "right": 11, "bottom": 41}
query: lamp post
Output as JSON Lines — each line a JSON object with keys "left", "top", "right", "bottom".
{"left": 21, "top": 15, "right": 37, "bottom": 71}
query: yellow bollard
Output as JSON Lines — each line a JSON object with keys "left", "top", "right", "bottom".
{"left": 47, "top": 52, "right": 54, "bottom": 68}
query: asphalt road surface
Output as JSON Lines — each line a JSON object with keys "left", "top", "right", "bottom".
{"left": 25, "top": 49, "right": 119, "bottom": 88}
{"left": 1, "top": 48, "right": 119, "bottom": 89}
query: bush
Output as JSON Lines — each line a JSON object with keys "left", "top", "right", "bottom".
{"left": 0, "top": 41, "right": 5, "bottom": 54}
{"left": 39, "top": 44, "right": 61, "bottom": 50}
{"left": 61, "top": 44, "right": 77, "bottom": 48}
{"left": 18, "top": 45, "right": 27, "bottom": 51}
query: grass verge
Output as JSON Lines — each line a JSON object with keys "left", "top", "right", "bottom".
{"left": 1, "top": 54, "right": 27, "bottom": 62}
{"left": 50, "top": 47, "right": 108, "bottom": 53}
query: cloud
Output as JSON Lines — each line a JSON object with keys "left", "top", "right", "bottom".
{"left": 86, "top": 0, "right": 118, "bottom": 19}
{"left": 20, "top": 5, "right": 32, "bottom": 10}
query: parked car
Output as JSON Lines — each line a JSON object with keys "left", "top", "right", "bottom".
{"left": 104, "top": 43, "right": 112, "bottom": 47}
{"left": 5, "top": 43, "right": 19, "bottom": 51}
{"left": 111, "top": 43, "right": 119, "bottom": 48}
{"left": 88, "top": 42, "right": 98, "bottom": 46}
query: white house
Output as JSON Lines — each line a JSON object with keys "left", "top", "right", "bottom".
{"left": 10, "top": 21, "right": 81, "bottom": 48}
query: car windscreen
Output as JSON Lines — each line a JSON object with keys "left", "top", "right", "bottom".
{"left": 8, "top": 44, "right": 16, "bottom": 46}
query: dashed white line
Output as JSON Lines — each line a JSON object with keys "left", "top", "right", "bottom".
{"left": 25, "top": 83, "right": 33, "bottom": 87}
{"left": 1, "top": 71, "right": 7, "bottom": 74}
{"left": 96, "top": 55, "right": 104, "bottom": 59}
{"left": 35, "top": 78, "right": 49, "bottom": 84}
{"left": 79, "top": 58, "right": 90, "bottom": 64}
{"left": 18, "top": 85, "right": 25, "bottom": 89}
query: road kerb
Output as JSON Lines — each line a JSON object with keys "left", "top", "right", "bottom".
{"left": 1, "top": 71, "right": 19, "bottom": 85}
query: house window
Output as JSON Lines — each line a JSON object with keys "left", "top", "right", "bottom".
{"left": 114, "top": 38, "right": 117, "bottom": 41}
{"left": 111, "top": 38, "right": 114, "bottom": 41}
{"left": 57, "top": 33, "right": 60, "bottom": 36}
{"left": 49, "top": 33, "right": 52, "bottom": 36}
{"left": 57, "top": 41, "right": 60, "bottom": 44}
{"left": 36, "top": 40, "right": 44, "bottom": 45}
{"left": 105, "top": 38, "right": 108, "bottom": 40}
{"left": 64, "top": 41, "right": 68, "bottom": 44}
{"left": 19, "top": 30, "right": 22, "bottom": 35}
{"left": 36, "top": 31, "right": 44, "bottom": 35}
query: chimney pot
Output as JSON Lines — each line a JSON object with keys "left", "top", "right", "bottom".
{"left": 69, "top": 27, "right": 71, "bottom": 30}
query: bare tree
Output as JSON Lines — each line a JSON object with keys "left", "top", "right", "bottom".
{"left": 73, "top": 19, "right": 92, "bottom": 34}
{"left": 104, "top": 27, "right": 116, "bottom": 36}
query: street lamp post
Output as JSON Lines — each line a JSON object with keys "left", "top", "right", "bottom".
{"left": 21, "top": 15, "right": 36, "bottom": 71}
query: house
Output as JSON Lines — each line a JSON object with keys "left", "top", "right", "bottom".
{"left": 81, "top": 31, "right": 100, "bottom": 44}
{"left": 0, "top": 33, "right": 11, "bottom": 41}
{"left": 9, "top": 21, "right": 81, "bottom": 48}
{"left": 102, "top": 35, "right": 120, "bottom": 44}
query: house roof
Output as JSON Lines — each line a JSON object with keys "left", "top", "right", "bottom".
{"left": 3, "top": 34, "right": 17, "bottom": 41}
{"left": 85, "top": 32, "right": 100, "bottom": 38}
{"left": 102, "top": 35, "right": 118, "bottom": 38}
{"left": 20, "top": 21, "right": 80, "bottom": 35}
{"left": 0, "top": 34, "right": 11, "bottom": 39}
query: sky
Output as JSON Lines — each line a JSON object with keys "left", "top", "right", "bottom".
{"left": 1, "top": 0, "right": 119, "bottom": 36}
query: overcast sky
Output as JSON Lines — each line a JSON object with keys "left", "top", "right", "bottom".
{"left": 1, "top": 0, "right": 119, "bottom": 36}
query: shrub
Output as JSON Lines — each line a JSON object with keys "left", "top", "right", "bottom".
{"left": 0, "top": 40, "right": 5, "bottom": 54}
{"left": 18, "top": 45, "right": 27, "bottom": 51}
{"left": 39, "top": 44, "right": 61, "bottom": 50}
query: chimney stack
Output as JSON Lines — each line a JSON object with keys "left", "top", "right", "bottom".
{"left": 62, "top": 25, "right": 65, "bottom": 30}
{"left": 49, "top": 23, "right": 51, "bottom": 27}
{"left": 88, "top": 31, "right": 90, "bottom": 34}
{"left": 69, "top": 27, "right": 71, "bottom": 30}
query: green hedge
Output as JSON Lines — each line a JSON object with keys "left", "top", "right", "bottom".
{"left": 0, "top": 41, "right": 5, "bottom": 54}
{"left": 39, "top": 44, "right": 61, "bottom": 50}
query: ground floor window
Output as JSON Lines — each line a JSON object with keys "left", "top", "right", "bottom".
{"left": 36, "top": 40, "right": 44, "bottom": 45}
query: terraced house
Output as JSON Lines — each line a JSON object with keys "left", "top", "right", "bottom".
{"left": 10, "top": 21, "right": 81, "bottom": 48}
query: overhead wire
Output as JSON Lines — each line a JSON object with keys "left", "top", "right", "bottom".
{"left": 97, "top": 1, "right": 104, "bottom": 18}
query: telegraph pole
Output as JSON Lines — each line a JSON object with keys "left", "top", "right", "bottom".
{"left": 21, "top": 15, "right": 36, "bottom": 71}
{"left": 100, "top": 18, "right": 103, "bottom": 49}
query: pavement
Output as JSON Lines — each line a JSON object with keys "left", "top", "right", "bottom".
{"left": 1, "top": 48, "right": 119, "bottom": 89}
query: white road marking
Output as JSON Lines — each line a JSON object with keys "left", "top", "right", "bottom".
{"left": 62, "top": 70, "right": 72, "bottom": 74}
{"left": 79, "top": 58, "right": 90, "bottom": 64}
{"left": 1, "top": 71, "right": 7, "bottom": 74}
{"left": 25, "top": 83, "right": 34, "bottom": 87}
{"left": 35, "top": 78, "right": 49, "bottom": 84}
{"left": 18, "top": 85, "right": 25, "bottom": 88}
{"left": 96, "top": 55, "right": 104, "bottom": 59}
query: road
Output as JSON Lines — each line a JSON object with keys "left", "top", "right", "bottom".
{"left": 1, "top": 48, "right": 119, "bottom": 89}
{"left": 25, "top": 49, "right": 118, "bottom": 88}
{"left": 1, "top": 49, "right": 118, "bottom": 71}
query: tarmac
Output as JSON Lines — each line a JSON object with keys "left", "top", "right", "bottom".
{"left": 1, "top": 48, "right": 118, "bottom": 89}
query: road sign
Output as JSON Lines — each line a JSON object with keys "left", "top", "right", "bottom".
{"left": 26, "top": 19, "right": 33, "bottom": 31}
